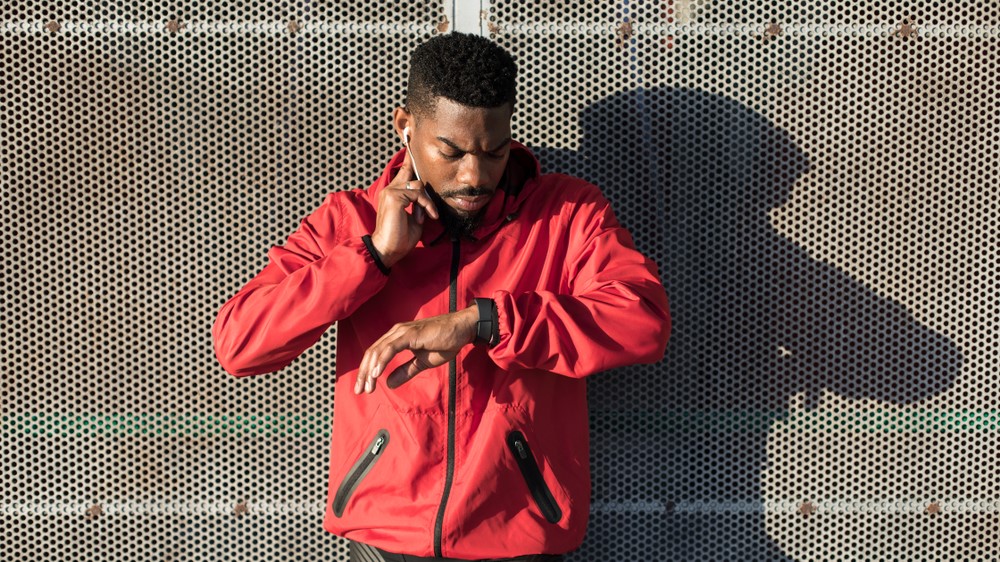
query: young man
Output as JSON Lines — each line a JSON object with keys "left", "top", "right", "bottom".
{"left": 213, "top": 32, "right": 670, "bottom": 562}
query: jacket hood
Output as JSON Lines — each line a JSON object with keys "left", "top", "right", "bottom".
{"left": 370, "top": 140, "right": 541, "bottom": 244}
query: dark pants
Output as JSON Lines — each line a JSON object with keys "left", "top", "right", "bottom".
{"left": 349, "top": 541, "right": 565, "bottom": 562}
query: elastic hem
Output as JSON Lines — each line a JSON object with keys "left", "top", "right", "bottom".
{"left": 361, "top": 234, "right": 391, "bottom": 276}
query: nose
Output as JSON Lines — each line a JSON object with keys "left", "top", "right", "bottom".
{"left": 455, "top": 155, "right": 492, "bottom": 189}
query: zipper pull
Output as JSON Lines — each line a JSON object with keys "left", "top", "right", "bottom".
{"left": 514, "top": 439, "right": 528, "bottom": 460}
{"left": 371, "top": 435, "right": 385, "bottom": 455}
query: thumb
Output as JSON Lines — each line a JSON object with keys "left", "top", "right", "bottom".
{"left": 385, "top": 351, "right": 451, "bottom": 389}
{"left": 394, "top": 151, "right": 415, "bottom": 181}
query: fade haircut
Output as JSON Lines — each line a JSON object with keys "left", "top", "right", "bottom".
{"left": 405, "top": 32, "right": 517, "bottom": 118}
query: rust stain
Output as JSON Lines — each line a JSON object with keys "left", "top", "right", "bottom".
{"left": 764, "top": 21, "right": 782, "bottom": 40}
{"left": 616, "top": 18, "right": 634, "bottom": 50}
{"left": 234, "top": 500, "right": 248, "bottom": 516}
{"left": 896, "top": 18, "right": 917, "bottom": 39}
{"left": 487, "top": 21, "right": 500, "bottom": 35}
{"left": 926, "top": 502, "right": 942, "bottom": 514}
{"left": 436, "top": 16, "right": 450, "bottom": 33}
{"left": 85, "top": 503, "right": 103, "bottom": 520}
{"left": 799, "top": 501, "right": 817, "bottom": 517}
{"left": 44, "top": 21, "right": 60, "bottom": 33}
{"left": 287, "top": 19, "right": 301, "bottom": 35}
{"left": 165, "top": 19, "right": 185, "bottom": 34}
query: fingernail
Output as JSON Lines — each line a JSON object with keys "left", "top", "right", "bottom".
{"left": 365, "top": 378, "right": 374, "bottom": 393}
{"left": 372, "top": 365, "right": 381, "bottom": 379}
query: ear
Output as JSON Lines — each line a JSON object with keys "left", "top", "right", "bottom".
{"left": 392, "top": 106, "right": 414, "bottom": 143}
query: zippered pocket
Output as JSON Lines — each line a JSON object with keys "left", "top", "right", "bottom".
{"left": 506, "top": 430, "right": 563, "bottom": 524}
{"left": 332, "top": 429, "right": 389, "bottom": 517}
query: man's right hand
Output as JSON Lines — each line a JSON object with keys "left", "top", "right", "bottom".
{"left": 369, "top": 152, "right": 439, "bottom": 268}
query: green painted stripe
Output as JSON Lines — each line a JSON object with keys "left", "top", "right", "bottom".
{"left": 602, "top": 410, "right": 1000, "bottom": 433}
{"left": 3, "top": 410, "right": 998, "bottom": 437}
{"left": 1, "top": 413, "right": 331, "bottom": 437}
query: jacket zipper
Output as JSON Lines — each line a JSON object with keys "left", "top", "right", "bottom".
{"left": 433, "top": 237, "right": 461, "bottom": 557}
{"left": 332, "top": 429, "right": 389, "bottom": 517}
{"left": 507, "top": 430, "right": 563, "bottom": 524}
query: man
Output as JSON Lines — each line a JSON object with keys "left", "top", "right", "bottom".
{"left": 213, "top": 32, "right": 670, "bottom": 561}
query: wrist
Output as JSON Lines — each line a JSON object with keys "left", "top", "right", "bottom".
{"left": 470, "top": 298, "right": 499, "bottom": 347}
{"left": 367, "top": 233, "right": 402, "bottom": 269}
{"left": 361, "top": 234, "right": 392, "bottom": 274}
{"left": 458, "top": 305, "right": 480, "bottom": 345}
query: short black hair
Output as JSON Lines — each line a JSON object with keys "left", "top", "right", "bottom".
{"left": 406, "top": 32, "right": 517, "bottom": 118}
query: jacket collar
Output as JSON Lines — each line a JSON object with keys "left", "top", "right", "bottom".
{"left": 369, "top": 140, "right": 540, "bottom": 245}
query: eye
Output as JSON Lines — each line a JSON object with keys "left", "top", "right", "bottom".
{"left": 486, "top": 152, "right": 505, "bottom": 160}
{"left": 441, "top": 152, "right": 463, "bottom": 160}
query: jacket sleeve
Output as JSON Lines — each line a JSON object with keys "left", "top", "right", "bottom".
{"left": 212, "top": 193, "right": 389, "bottom": 377}
{"left": 488, "top": 188, "right": 670, "bottom": 378}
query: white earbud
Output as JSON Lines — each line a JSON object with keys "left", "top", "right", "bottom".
{"left": 402, "top": 127, "right": 422, "bottom": 181}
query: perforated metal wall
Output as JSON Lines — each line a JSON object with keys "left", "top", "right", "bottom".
{"left": 3, "top": 1, "right": 997, "bottom": 560}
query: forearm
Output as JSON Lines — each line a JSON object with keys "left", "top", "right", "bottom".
{"left": 488, "top": 195, "right": 672, "bottom": 377}
{"left": 489, "top": 277, "right": 670, "bottom": 378}
{"left": 213, "top": 236, "right": 389, "bottom": 377}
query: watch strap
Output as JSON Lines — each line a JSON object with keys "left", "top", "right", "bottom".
{"left": 473, "top": 298, "right": 499, "bottom": 347}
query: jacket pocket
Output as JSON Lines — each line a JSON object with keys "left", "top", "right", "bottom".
{"left": 332, "top": 429, "right": 389, "bottom": 517}
{"left": 506, "top": 430, "right": 563, "bottom": 524}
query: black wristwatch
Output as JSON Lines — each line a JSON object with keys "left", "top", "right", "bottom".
{"left": 472, "top": 298, "right": 499, "bottom": 347}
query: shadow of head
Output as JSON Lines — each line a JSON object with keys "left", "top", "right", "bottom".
{"left": 533, "top": 86, "right": 962, "bottom": 411}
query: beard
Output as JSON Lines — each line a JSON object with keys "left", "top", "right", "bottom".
{"left": 428, "top": 185, "right": 495, "bottom": 239}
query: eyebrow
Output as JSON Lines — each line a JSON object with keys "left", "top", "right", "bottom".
{"left": 436, "top": 136, "right": 511, "bottom": 154}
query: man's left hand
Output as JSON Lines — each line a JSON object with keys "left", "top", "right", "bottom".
{"left": 355, "top": 305, "right": 479, "bottom": 394}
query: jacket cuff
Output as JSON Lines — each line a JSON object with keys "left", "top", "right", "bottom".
{"left": 360, "top": 234, "right": 391, "bottom": 276}
{"left": 489, "top": 290, "right": 512, "bottom": 354}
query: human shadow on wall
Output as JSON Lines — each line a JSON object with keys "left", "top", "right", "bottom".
{"left": 531, "top": 87, "right": 963, "bottom": 561}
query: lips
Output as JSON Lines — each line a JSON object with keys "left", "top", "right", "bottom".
{"left": 450, "top": 195, "right": 490, "bottom": 212}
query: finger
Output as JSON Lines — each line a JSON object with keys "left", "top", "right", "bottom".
{"left": 386, "top": 351, "right": 447, "bottom": 389}
{"left": 393, "top": 151, "right": 415, "bottom": 183}
{"left": 358, "top": 328, "right": 394, "bottom": 394}
{"left": 355, "top": 358, "right": 369, "bottom": 394}
{"left": 413, "top": 190, "right": 440, "bottom": 220}
{"left": 367, "top": 339, "right": 412, "bottom": 393}
{"left": 391, "top": 182, "right": 439, "bottom": 221}
{"left": 385, "top": 357, "right": 425, "bottom": 389}
{"left": 398, "top": 183, "right": 438, "bottom": 220}
{"left": 357, "top": 324, "right": 404, "bottom": 393}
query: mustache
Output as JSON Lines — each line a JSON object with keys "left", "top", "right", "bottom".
{"left": 437, "top": 186, "right": 493, "bottom": 198}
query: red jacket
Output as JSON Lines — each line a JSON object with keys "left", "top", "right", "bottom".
{"left": 213, "top": 142, "right": 670, "bottom": 558}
